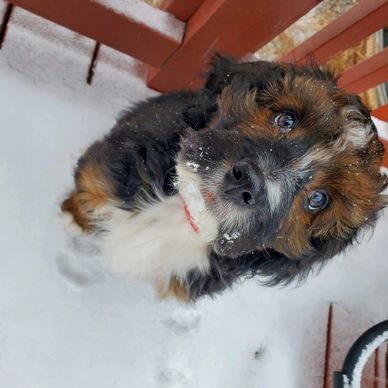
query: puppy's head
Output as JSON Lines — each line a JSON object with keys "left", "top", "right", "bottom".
{"left": 177, "top": 55, "right": 387, "bottom": 284}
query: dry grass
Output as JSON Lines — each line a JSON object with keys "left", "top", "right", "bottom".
{"left": 254, "top": 0, "right": 384, "bottom": 108}
{"left": 143, "top": 0, "right": 163, "bottom": 7}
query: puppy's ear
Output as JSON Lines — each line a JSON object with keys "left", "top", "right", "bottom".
{"left": 336, "top": 93, "right": 377, "bottom": 148}
{"left": 205, "top": 54, "right": 282, "bottom": 94}
{"left": 204, "top": 54, "right": 241, "bottom": 95}
{"left": 182, "top": 54, "right": 240, "bottom": 130}
{"left": 182, "top": 54, "right": 283, "bottom": 130}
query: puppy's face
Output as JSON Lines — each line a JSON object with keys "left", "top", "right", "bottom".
{"left": 177, "top": 58, "right": 386, "bottom": 280}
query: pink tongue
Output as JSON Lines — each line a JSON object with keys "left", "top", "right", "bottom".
{"left": 183, "top": 202, "right": 200, "bottom": 234}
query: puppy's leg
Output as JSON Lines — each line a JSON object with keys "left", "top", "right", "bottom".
{"left": 62, "top": 142, "right": 115, "bottom": 233}
{"left": 156, "top": 277, "right": 191, "bottom": 303}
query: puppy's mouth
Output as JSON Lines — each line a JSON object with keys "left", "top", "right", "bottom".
{"left": 176, "top": 161, "right": 259, "bottom": 257}
{"left": 176, "top": 130, "right": 282, "bottom": 257}
{"left": 178, "top": 157, "right": 291, "bottom": 258}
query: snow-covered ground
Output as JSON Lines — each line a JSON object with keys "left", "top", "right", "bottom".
{"left": 0, "top": 7, "right": 388, "bottom": 388}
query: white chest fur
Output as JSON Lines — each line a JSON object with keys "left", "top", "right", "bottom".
{"left": 98, "top": 195, "right": 212, "bottom": 288}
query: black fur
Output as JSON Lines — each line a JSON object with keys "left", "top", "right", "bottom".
{"left": 185, "top": 249, "right": 316, "bottom": 300}
{"left": 78, "top": 91, "right": 198, "bottom": 208}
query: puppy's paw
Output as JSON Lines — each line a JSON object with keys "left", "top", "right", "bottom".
{"left": 61, "top": 210, "right": 86, "bottom": 237}
{"left": 61, "top": 193, "right": 93, "bottom": 234}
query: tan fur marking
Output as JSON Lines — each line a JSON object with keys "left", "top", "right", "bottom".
{"left": 61, "top": 192, "right": 92, "bottom": 231}
{"left": 218, "top": 86, "right": 257, "bottom": 119}
{"left": 62, "top": 161, "right": 114, "bottom": 232}
{"left": 76, "top": 162, "right": 112, "bottom": 209}
{"left": 157, "top": 277, "right": 190, "bottom": 302}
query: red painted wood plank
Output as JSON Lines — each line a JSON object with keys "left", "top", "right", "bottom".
{"left": 338, "top": 47, "right": 388, "bottom": 94}
{"left": 372, "top": 104, "right": 388, "bottom": 123}
{"left": 372, "top": 105, "right": 388, "bottom": 168}
{"left": 381, "top": 137, "right": 388, "bottom": 168}
{"left": 148, "top": 0, "right": 320, "bottom": 92}
{"left": 9, "top": 0, "right": 184, "bottom": 68}
{"left": 160, "top": 0, "right": 204, "bottom": 22}
{"left": 373, "top": 105, "right": 388, "bottom": 122}
{"left": 281, "top": 0, "right": 388, "bottom": 64}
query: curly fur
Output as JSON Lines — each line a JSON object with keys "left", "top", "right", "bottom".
{"left": 62, "top": 55, "right": 387, "bottom": 301}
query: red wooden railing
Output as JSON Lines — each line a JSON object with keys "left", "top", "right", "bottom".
{"left": 373, "top": 104, "right": 388, "bottom": 122}
{"left": 3, "top": 0, "right": 387, "bottom": 95}
{"left": 1, "top": 0, "right": 387, "bottom": 168}
{"left": 148, "top": 0, "right": 320, "bottom": 91}
{"left": 338, "top": 47, "right": 388, "bottom": 94}
{"left": 281, "top": 0, "right": 388, "bottom": 64}
{"left": 7, "top": 0, "right": 184, "bottom": 68}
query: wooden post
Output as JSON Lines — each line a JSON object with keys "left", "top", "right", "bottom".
{"left": 148, "top": 0, "right": 320, "bottom": 92}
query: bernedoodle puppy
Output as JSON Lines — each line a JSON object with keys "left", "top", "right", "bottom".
{"left": 62, "top": 55, "right": 387, "bottom": 301}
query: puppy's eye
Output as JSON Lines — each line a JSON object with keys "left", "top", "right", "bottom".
{"left": 274, "top": 112, "right": 297, "bottom": 132}
{"left": 307, "top": 190, "right": 329, "bottom": 212}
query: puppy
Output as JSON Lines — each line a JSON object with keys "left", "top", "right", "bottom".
{"left": 62, "top": 55, "right": 387, "bottom": 301}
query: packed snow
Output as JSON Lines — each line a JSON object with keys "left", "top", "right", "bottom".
{"left": 185, "top": 161, "right": 200, "bottom": 172}
{"left": 0, "top": 7, "right": 388, "bottom": 388}
{"left": 96, "top": 0, "right": 184, "bottom": 41}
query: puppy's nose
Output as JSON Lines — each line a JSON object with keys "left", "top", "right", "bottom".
{"left": 224, "top": 161, "right": 265, "bottom": 207}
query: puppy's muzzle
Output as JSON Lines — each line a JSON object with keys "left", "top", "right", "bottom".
{"left": 224, "top": 161, "right": 265, "bottom": 207}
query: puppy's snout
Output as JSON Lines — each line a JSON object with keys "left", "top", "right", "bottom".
{"left": 224, "top": 161, "right": 265, "bottom": 207}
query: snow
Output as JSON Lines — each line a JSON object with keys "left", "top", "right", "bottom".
{"left": 223, "top": 231, "right": 241, "bottom": 242}
{"left": 2, "top": 7, "right": 156, "bottom": 112}
{"left": 185, "top": 161, "right": 200, "bottom": 171}
{"left": 96, "top": 0, "right": 184, "bottom": 42}
{"left": 372, "top": 116, "right": 388, "bottom": 140}
{"left": 0, "top": 10, "right": 388, "bottom": 387}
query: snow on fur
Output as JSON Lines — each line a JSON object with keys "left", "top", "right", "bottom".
{"left": 96, "top": 0, "right": 184, "bottom": 41}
